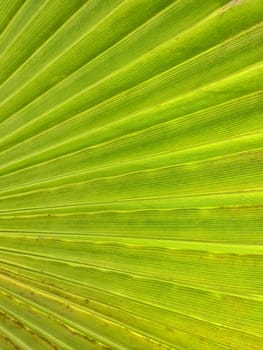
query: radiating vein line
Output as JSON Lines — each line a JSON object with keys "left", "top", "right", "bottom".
{"left": 0, "top": 268, "right": 242, "bottom": 350}
{"left": 0, "top": 0, "right": 25, "bottom": 37}
{"left": 2, "top": 74, "right": 260, "bottom": 179}
{"left": 0, "top": 0, "right": 172, "bottom": 118}
{"left": 0, "top": 10, "right": 261, "bottom": 158}
{"left": 1, "top": 248, "right": 262, "bottom": 305}
{"left": 1, "top": 259, "right": 262, "bottom": 343}
{"left": 0, "top": 284, "right": 162, "bottom": 350}
{"left": 0, "top": 88, "right": 261, "bottom": 194}
{"left": 0, "top": 2, "right": 262, "bottom": 349}
{"left": 0, "top": 0, "right": 49, "bottom": 57}
{"left": 0, "top": 0, "right": 177, "bottom": 108}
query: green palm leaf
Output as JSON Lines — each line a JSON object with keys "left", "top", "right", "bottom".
{"left": 0, "top": 0, "right": 262, "bottom": 349}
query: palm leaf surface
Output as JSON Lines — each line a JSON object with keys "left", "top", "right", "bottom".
{"left": 0, "top": 0, "right": 262, "bottom": 349}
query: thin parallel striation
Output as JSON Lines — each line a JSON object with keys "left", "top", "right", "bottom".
{"left": 1, "top": 260, "right": 262, "bottom": 349}
{"left": 0, "top": 1, "right": 46, "bottom": 54}
{"left": 0, "top": 131, "right": 261, "bottom": 197}
{"left": 0, "top": 0, "right": 25, "bottom": 36}
{"left": 0, "top": 238, "right": 262, "bottom": 297}
{"left": 0, "top": 150, "right": 261, "bottom": 212}
{"left": 0, "top": 15, "right": 262, "bottom": 160}
{"left": 0, "top": 281, "right": 172, "bottom": 350}
{"left": 0, "top": 1, "right": 262, "bottom": 349}
{"left": 0, "top": 203, "right": 262, "bottom": 252}
{"left": 0, "top": 268, "right": 254, "bottom": 348}
{"left": 0, "top": 253, "right": 262, "bottom": 339}
{"left": 0, "top": 309, "right": 59, "bottom": 350}
{"left": 0, "top": 85, "right": 261, "bottom": 193}
{"left": 0, "top": 0, "right": 88, "bottom": 85}
{"left": 0, "top": 0, "right": 175, "bottom": 123}
{"left": 0, "top": 0, "right": 238, "bottom": 147}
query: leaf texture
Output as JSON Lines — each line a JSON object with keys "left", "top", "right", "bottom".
{"left": 0, "top": 0, "right": 262, "bottom": 349}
